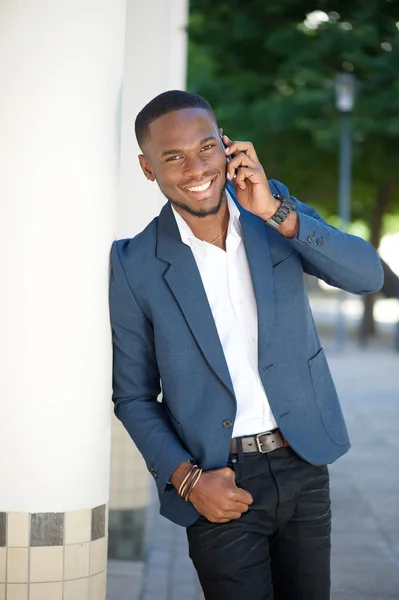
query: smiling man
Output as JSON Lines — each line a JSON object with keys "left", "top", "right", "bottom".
{"left": 109, "top": 90, "right": 383, "bottom": 600}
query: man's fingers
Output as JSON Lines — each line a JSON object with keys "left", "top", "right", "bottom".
{"left": 217, "top": 467, "right": 253, "bottom": 505}
{"left": 226, "top": 153, "right": 257, "bottom": 180}
{"left": 213, "top": 511, "right": 244, "bottom": 523}
{"left": 223, "top": 135, "right": 259, "bottom": 163}
{"left": 219, "top": 466, "right": 236, "bottom": 478}
{"left": 235, "top": 487, "right": 254, "bottom": 505}
{"left": 217, "top": 518, "right": 232, "bottom": 523}
{"left": 233, "top": 501, "right": 251, "bottom": 513}
{"left": 234, "top": 167, "right": 264, "bottom": 190}
{"left": 229, "top": 511, "right": 245, "bottom": 520}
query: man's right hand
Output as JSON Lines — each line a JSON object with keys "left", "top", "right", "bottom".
{"left": 170, "top": 462, "right": 253, "bottom": 523}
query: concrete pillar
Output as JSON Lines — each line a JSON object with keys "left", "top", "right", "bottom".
{"left": 107, "top": 0, "right": 188, "bottom": 565}
{"left": 0, "top": 1, "right": 126, "bottom": 599}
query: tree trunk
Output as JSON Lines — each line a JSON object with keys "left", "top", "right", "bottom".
{"left": 359, "top": 179, "right": 395, "bottom": 344}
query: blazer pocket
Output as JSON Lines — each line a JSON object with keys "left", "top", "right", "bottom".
{"left": 272, "top": 251, "right": 297, "bottom": 282}
{"left": 308, "top": 348, "right": 349, "bottom": 446}
{"left": 163, "top": 402, "right": 186, "bottom": 445}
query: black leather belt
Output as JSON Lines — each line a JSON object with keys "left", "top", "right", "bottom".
{"left": 230, "top": 429, "right": 289, "bottom": 454}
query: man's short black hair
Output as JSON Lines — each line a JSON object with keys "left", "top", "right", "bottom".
{"left": 135, "top": 90, "right": 217, "bottom": 149}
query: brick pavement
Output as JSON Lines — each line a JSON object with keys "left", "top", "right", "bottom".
{"left": 108, "top": 339, "right": 399, "bottom": 600}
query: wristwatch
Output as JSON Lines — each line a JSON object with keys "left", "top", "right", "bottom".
{"left": 265, "top": 193, "right": 296, "bottom": 230}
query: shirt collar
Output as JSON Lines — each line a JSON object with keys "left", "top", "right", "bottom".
{"left": 171, "top": 190, "right": 241, "bottom": 249}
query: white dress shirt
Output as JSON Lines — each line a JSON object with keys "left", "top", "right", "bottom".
{"left": 171, "top": 193, "right": 278, "bottom": 437}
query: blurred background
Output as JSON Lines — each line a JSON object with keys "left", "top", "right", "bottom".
{"left": 186, "top": 0, "right": 399, "bottom": 348}
{"left": 108, "top": 2, "right": 399, "bottom": 599}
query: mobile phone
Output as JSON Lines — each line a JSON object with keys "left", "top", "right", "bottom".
{"left": 220, "top": 134, "right": 231, "bottom": 162}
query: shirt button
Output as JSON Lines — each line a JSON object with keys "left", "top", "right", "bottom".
{"left": 317, "top": 238, "right": 323, "bottom": 246}
{"left": 307, "top": 235, "right": 314, "bottom": 243}
{"left": 222, "top": 419, "right": 233, "bottom": 428}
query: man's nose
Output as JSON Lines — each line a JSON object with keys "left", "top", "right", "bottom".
{"left": 182, "top": 153, "right": 206, "bottom": 178}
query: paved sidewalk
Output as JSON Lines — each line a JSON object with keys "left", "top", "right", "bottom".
{"left": 108, "top": 340, "right": 399, "bottom": 600}
{"left": 325, "top": 342, "right": 399, "bottom": 599}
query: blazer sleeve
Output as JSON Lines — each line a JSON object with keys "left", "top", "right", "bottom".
{"left": 270, "top": 180, "right": 384, "bottom": 295}
{"left": 109, "top": 240, "right": 194, "bottom": 493}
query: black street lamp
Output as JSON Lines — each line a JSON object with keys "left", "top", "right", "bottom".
{"left": 334, "top": 73, "right": 356, "bottom": 231}
{"left": 334, "top": 73, "right": 356, "bottom": 348}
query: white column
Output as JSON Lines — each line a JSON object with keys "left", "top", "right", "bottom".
{"left": 0, "top": 1, "right": 126, "bottom": 598}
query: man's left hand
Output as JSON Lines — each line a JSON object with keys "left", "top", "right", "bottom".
{"left": 223, "top": 135, "right": 298, "bottom": 238}
{"left": 223, "top": 134, "right": 279, "bottom": 221}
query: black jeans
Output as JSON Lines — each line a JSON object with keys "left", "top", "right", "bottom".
{"left": 187, "top": 446, "right": 331, "bottom": 600}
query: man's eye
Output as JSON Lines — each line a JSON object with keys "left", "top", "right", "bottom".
{"left": 201, "top": 144, "right": 215, "bottom": 152}
{"left": 166, "top": 155, "right": 181, "bottom": 162}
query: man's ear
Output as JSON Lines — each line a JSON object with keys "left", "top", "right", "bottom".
{"left": 138, "top": 154, "right": 155, "bottom": 182}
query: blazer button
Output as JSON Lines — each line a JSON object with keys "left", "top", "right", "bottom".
{"left": 317, "top": 238, "right": 323, "bottom": 246}
{"left": 307, "top": 235, "right": 314, "bottom": 243}
{"left": 223, "top": 419, "right": 233, "bottom": 428}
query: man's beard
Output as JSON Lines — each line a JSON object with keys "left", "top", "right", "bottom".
{"left": 163, "top": 182, "right": 226, "bottom": 219}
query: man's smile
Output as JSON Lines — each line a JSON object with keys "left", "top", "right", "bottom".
{"left": 180, "top": 176, "right": 219, "bottom": 201}
{"left": 183, "top": 178, "right": 213, "bottom": 193}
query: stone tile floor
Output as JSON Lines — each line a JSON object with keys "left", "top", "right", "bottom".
{"left": 107, "top": 339, "right": 399, "bottom": 600}
{"left": 107, "top": 560, "right": 144, "bottom": 600}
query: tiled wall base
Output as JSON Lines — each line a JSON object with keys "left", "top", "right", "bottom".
{"left": 0, "top": 505, "right": 108, "bottom": 600}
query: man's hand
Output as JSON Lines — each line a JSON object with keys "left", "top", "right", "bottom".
{"left": 222, "top": 134, "right": 298, "bottom": 238}
{"left": 223, "top": 134, "right": 278, "bottom": 221}
{"left": 171, "top": 462, "right": 253, "bottom": 523}
{"left": 189, "top": 467, "right": 253, "bottom": 523}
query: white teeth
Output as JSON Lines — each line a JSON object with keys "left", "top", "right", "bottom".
{"left": 186, "top": 180, "right": 212, "bottom": 192}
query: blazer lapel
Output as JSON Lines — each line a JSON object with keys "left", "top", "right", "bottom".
{"left": 156, "top": 203, "right": 235, "bottom": 397}
{"left": 232, "top": 192, "right": 275, "bottom": 366}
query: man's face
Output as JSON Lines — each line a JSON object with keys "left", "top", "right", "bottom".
{"left": 139, "top": 108, "right": 227, "bottom": 218}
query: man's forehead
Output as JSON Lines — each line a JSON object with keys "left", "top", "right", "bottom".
{"left": 147, "top": 108, "right": 217, "bottom": 150}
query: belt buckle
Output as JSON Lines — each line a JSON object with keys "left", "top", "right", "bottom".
{"left": 255, "top": 431, "right": 272, "bottom": 453}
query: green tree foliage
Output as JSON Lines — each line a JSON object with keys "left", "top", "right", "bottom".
{"left": 188, "top": 0, "right": 399, "bottom": 338}
{"left": 188, "top": 0, "right": 399, "bottom": 228}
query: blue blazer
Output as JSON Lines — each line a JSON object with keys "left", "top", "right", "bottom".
{"left": 109, "top": 180, "right": 383, "bottom": 527}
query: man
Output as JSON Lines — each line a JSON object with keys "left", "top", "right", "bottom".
{"left": 109, "top": 90, "right": 383, "bottom": 600}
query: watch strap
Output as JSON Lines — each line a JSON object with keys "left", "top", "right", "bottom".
{"left": 266, "top": 193, "right": 296, "bottom": 230}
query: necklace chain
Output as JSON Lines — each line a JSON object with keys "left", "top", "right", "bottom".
{"left": 210, "top": 222, "right": 229, "bottom": 245}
